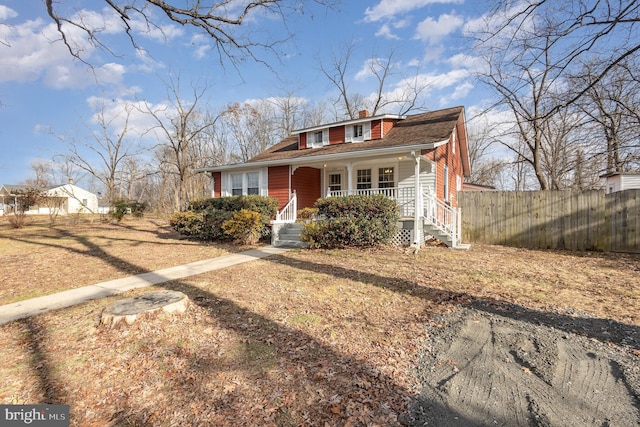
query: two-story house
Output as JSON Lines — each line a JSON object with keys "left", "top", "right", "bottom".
{"left": 197, "top": 106, "right": 471, "bottom": 248}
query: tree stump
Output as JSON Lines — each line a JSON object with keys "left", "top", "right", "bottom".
{"left": 101, "top": 290, "right": 188, "bottom": 327}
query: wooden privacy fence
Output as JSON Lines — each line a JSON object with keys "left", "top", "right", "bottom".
{"left": 458, "top": 190, "right": 640, "bottom": 252}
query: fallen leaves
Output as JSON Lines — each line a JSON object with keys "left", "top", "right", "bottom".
{"left": 1, "top": 219, "right": 639, "bottom": 425}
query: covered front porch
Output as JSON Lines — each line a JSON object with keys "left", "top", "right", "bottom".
{"left": 275, "top": 183, "right": 463, "bottom": 249}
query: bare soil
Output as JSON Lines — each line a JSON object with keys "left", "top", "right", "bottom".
{"left": 0, "top": 216, "right": 638, "bottom": 426}
{"left": 405, "top": 304, "right": 640, "bottom": 426}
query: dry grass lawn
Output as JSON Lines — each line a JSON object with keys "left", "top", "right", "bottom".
{"left": 0, "top": 215, "right": 638, "bottom": 426}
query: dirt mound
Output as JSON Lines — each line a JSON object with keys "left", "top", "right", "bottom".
{"left": 404, "top": 305, "right": 640, "bottom": 426}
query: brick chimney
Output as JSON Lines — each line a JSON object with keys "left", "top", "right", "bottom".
{"left": 358, "top": 109, "right": 369, "bottom": 118}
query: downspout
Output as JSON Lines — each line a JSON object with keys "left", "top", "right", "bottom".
{"left": 412, "top": 151, "right": 421, "bottom": 251}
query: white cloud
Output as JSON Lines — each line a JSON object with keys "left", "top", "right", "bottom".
{"left": 354, "top": 58, "right": 383, "bottom": 81}
{"left": 438, "top": 81, "right": 474, "bottom": 106}
{"left": 0, "top": 5, "right": 18, "bottom": 21}
{"left": 423, "top": 45, "right": 446, "bottom": 63}
{"left": 365, "top": 68, "right": 471, "bottom": 113}
{"left": 375, "top": 23, "right": 400, "bottom": 40}
{"left": 130, "top": 49, "right": 164, "bottom": 73}
{"left": 463, "top": 0, "right": 535, "bottom": 43}
{"left": 364, "top": 0, "right": 463, "bottom": 23}
{"left": 0, "top": 8, "right": 156, "bottom": 88}
{"left": 129, "top": 16, "right": 184, "bottom": 43}
{"left": 414, "top": 13, "right": 464, "bottom": 44}
{"left": 86, "top": 95, "right": 161, "bottom": 139}
{"left": 0, "top": 19, "right": 111, "bottom": 88}
{"left": 448, "top": 53, "right": 482, "bottom": 70}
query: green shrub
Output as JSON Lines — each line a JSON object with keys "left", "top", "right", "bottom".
{"left": 221, "top": 209, "right": 264, "bottom": 245}
{"left": 110, "top": 200, "right": 147, "bottom": 222}
{"left": 129, "top": 201, "right": 147, "bottom": 217}
{"left": 189, "top": 195, "right": 278, "bottom": 219}
{"left": 301, "top": 195, "right": 399, "bottom": 249}
{"left": 169, "top": 211, "right": 205, "bottom": 236}
{"left": 110, "top": 200, "right": 129, "bottom": 222}
{"left": 172, "top": 195, "right": 278, "bottom": 241}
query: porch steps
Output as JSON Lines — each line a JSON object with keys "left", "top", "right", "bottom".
{"left": 272, "top": 222, "right": 308, "bottom": 248}
{"left": 423, "top": 222, "right": 470, "bottom": 250}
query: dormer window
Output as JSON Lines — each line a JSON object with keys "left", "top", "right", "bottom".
{"left": 345, "top": 121, "right": 371, "bottom": 143}
{"left": 308, "top": 129, "right": 328, "bottom": 148}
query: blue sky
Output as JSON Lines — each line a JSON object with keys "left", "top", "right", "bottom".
{"left": 0, "top": 0, "right": 494, "bottom": 185}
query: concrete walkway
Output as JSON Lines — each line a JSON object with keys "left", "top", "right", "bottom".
{"left": 0, "top": 246, "right": 291, "bottom": 325}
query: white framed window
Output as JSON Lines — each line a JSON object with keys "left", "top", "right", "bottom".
{"left": 247, "top": 172, "right": 259, "bottom": 195}
{"left": 329, "top": 173, "right": 342, "bottom": 192}
{"left": 308, "top": 129, "right": 329, "bottom": 148}
{"left": 378, "top": 167, "right": 395, "bottom": 189}
{"left": 231, "top": 173, "right": 243, "bottom": 196}
{"left": 345, "top": 121, "right": 371, "bottom": 143}
{"left": 357, "top": 169, "right": 372, "bottom": 189}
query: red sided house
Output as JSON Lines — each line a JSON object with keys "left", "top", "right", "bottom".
{"left": 197, "top": 106, "right": 471, "bottom": 249}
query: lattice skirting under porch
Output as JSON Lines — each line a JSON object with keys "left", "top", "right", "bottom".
{"left": 393, "top": 227, "right": 427, "bottom": 246}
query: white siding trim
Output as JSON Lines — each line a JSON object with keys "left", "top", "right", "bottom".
{"left": 260, "top": 168, "right": 268, "bottom": 196}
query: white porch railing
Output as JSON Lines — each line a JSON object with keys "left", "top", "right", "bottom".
{"left": 421, "top": 186, "right": 461, "bottom": 247}
{"left": 327, "top": 187, "right": 415, "bottom": 217}
{"left": 327, "top": 185, "right": 462, "bottom": 247}
{"left": 274, "top": 191, "right": 297, "bottom": 223}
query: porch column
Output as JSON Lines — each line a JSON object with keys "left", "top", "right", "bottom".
{"left": 412, "top": 152, "right": 421, "bottom": 249}
{"left": 346, "top": 161, "right": 354, "bottom": 194}
{"left": 209, "top": 173, "right": 215, "bottom": 198}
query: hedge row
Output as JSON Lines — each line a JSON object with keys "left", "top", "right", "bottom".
{"left": 170, "top": 195, "right": 278, "bottom": 241}
{"left": 301, "top": 195, "right": 399, "bottom": 248}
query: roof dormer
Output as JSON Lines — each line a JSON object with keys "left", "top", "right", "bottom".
{"left": 294, "top": 111, "right": 405, "bottom": 149}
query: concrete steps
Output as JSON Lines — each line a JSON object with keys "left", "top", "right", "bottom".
{"left": 272, "top": 222, "right": 308, "bottom": 248}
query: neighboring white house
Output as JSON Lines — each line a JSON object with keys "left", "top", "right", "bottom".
{"left": 602, "top": 172, "right": 640, "bottom": 194}
{"left": 0, "top": 183, "right": 99, "bottom": 215}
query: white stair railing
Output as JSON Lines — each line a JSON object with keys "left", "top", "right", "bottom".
{"left": 274, "top": 191, "right": 297, "bottom": 223}
{"left": 421, "top": 186, "right": 461, "bottom": 247}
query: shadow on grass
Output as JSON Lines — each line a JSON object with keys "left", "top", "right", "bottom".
{"left": 11, "top": 234, "right": 479, "bottom": 425}
{"left": 12, "top": 226, "right": 639, "bottom": 424}
{"left": 265, "top": 254, "right": 640, "bottom": 351}
{"left": 22, "top": 318, "right": 66, "bottom": 405}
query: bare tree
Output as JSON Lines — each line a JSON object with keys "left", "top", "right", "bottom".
{"left": 55, "top": 100, "right": 142, "bottom": 204}
{"left": 472, "top": 9, "right": 587, "bottom": 190}
{"left": 319, "top": 43, "right": 429, "bottom": 119}
{"left": 465, "top": 117, "right": 506, "bottom": 187}
{"left": 573, "top": 60, "right": 640, "bottom": 173}
{"left": 142, "top": 76, "right": 218, "bottom": 211}
{"left": 220, "top": 102, "right": 278, "bottom": 162}
{"left": 51, "top": 154, "right": 83, "bottom": 186}
{"left": 265, "top": 91, "right": 310, "bottom": 137}
{"left": 29, "top": 160, "right": 53, "bottom": 187}
{"left": 44, "top": 0, "right": 337, "bottom": 66}
{"left": 477, "top": 0, "right": 640, "bottom": 117}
